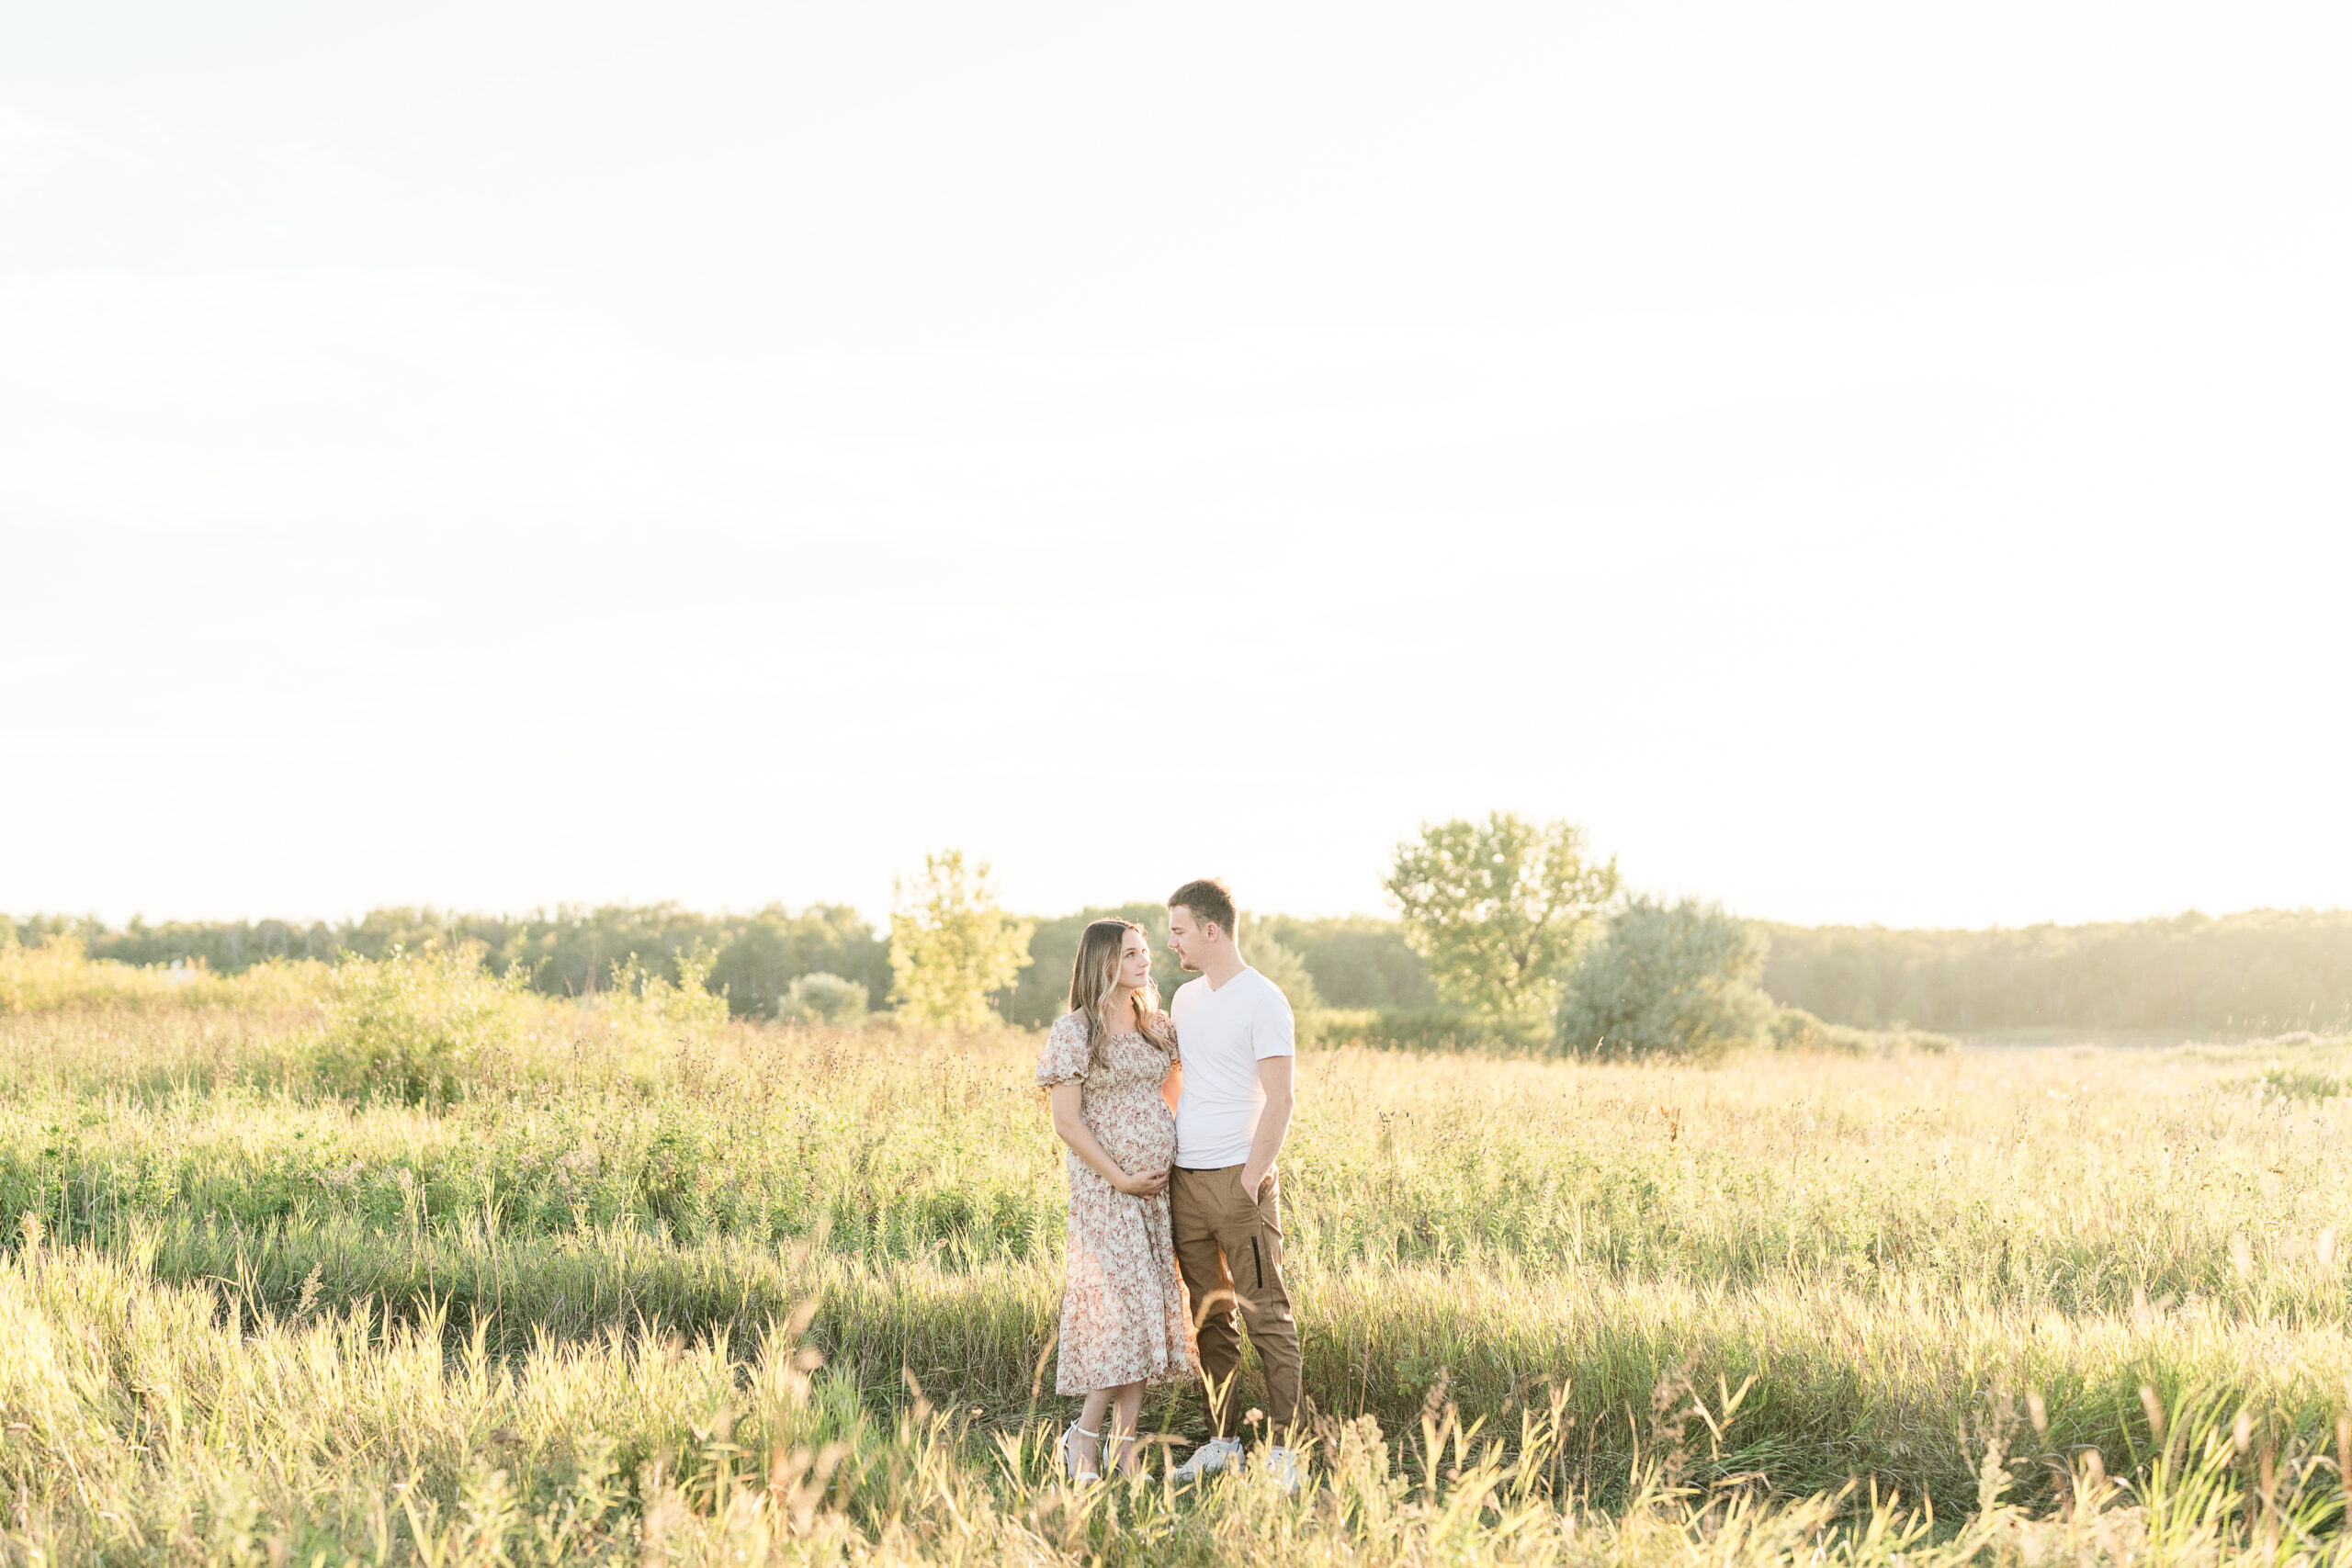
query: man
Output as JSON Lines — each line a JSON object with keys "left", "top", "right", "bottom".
{"left": 1162, "top": 877, "right": 1303, "bottom": 1491}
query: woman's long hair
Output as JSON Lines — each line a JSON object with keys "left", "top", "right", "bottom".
{"left": 1068, "top": 919, "right": 1175, "bottom": 1072}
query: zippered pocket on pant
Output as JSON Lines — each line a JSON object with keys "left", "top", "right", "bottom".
{"left": 1250, "top": 1235, "right": 1263, "bottom": 1291}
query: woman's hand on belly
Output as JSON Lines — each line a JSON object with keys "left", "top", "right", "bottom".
{"left": 1117, "top": 1165, "right": 1169, "bottom": 1199}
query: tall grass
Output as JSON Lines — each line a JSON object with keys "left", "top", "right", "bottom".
{"left": 5, "top": 1238, "right": 2348, "bottom": 1565}
{"left": 1, "top": 942, "right": 2349, "bottom": 1562}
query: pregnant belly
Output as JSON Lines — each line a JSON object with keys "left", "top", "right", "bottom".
{"left": 1091, "top": 1105, "right": 1176, "bottom": 1173}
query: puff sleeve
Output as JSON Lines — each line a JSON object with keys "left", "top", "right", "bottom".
{"left": 1035, "top": 1012, "right": 1090, "bottom": 1087}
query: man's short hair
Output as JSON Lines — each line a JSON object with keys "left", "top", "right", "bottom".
{"left": 1168, "top": 877, "right": 1238, "bottom": 938}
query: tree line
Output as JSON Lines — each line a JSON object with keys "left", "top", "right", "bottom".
{"left": 1761, "top": 909, "right": 2352, "bottom": 1034}
{"left": 1371, "top": 818, "right": 2352, "bottom": 1043}
{"left": 3, "top": 904, "right": 889, "bottom": 1022}
{"left": 12, "top": 831, "right": 2351, "bottom": 1040}
{"left": 2, "top": 886, "right": 1433, "bottom": 1025}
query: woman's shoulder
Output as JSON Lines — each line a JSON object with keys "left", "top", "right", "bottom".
{"left": 1037, "top": 1010, "right": 1090, "bottom": 1085}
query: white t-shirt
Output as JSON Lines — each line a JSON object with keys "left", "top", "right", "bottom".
{"left": 1170, "top": 966, "right": 1296, "bottom": 1168}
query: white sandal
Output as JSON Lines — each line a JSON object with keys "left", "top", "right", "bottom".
{"left": 1058, "top": 1422, "right": 1102, "bottom": 1483}
{"left": 1103, "top": 1431, "right": 1145, "bottom": 1479}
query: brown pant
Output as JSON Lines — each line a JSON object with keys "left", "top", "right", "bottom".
{"left": 1170, "top": 1164, "right": 1301, "bottom": 1443}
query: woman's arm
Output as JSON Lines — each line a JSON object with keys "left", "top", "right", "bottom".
{"left": 1159, "top": 1061, "right": 1182, "bottom": 1117}
{"left": 1049, "top": 1083, "right": 1168, "bottom": 1197}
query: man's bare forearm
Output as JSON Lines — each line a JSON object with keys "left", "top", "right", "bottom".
{"left": 1246, "top": 1095, "right": 1292, "bottom": 1170}
{"left": 1241, "top": 1066, "right": 1298, "bottom": 1189}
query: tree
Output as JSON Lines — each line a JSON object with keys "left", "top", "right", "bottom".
{"left": 1556, "top": 897, "right": 1773, "bottom": 1060}
{"left": 1251, "top": 915, "right": 1430, "bottom": 1008}
{"left": 888, "top": 852, "right": 1035, "bottom": 1029}
{"left": 1249, "top": 936, "right": 1324, "bottom": 1013}
{"left": 1383, "top": 812, "right": 1619, "bottom": 1026}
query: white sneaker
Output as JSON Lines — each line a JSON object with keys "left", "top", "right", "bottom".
{"left": 1058, "top": 1422, "right": 1101, "bottom": 1483}
{"left": 1170, "top": 1436, "right": 1242, "bottom": 1481}
{"left": 1265, "top": 1445, "right": 1304, "bottom": 1495}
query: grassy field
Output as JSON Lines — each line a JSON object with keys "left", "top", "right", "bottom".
{"left": 3, "top": 941, "right": 2350, "bottom": 1564}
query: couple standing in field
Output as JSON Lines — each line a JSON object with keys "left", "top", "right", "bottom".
{"left": 1035, "top": 877, "right": 1304, "bottom": 1489}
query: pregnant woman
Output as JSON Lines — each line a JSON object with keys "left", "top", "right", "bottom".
{"left": 1036, "top": 918, "right": 1193, "bottom": 1482}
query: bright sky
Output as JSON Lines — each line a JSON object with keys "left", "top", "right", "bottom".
{"left": 4, "top": 2, "right": 2346, "bottom": 931}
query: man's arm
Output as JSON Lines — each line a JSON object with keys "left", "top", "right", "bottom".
{"left": 1238, "top": 1054, "right": 1294, "bottom": 1198}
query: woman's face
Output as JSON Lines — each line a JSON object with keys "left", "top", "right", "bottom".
{"left": 1117, "top": 928, "right": 1155, "bottom": 992}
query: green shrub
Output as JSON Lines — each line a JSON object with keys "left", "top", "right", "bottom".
{"left": 1556, "top": 897, "right": 1774, "bottom": 1061}
{"left": 0, "top": 934, "right": 331, "bottom": 1014}
{"left": 778, "top": 971, "right": 869, "bottom": 1025}
{"left": 1769, "top": 1006, "right": 1957, "bottom": 1055}
{"left": 594, "top": 944, "right": 731, "bottom": 1054}
{"left": 317, "top": 944, "right": 537, "bottom": 1102}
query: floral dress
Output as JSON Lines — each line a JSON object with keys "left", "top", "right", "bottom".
{"left": 1036, "top": 1011, "right": 1195, "bottom": 1394}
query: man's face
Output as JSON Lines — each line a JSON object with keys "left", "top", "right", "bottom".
{"left": 1167, "top": 906, "right": 1207, "bottom": 973}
